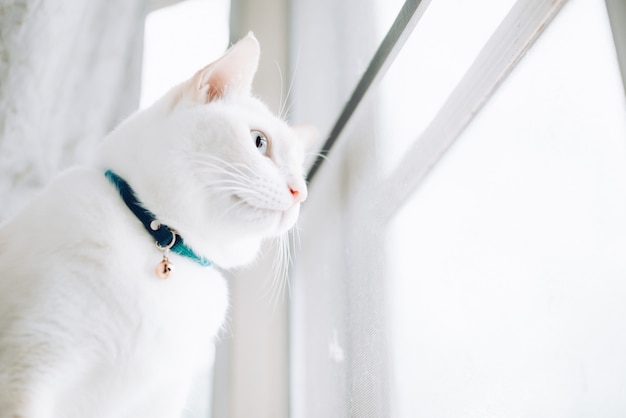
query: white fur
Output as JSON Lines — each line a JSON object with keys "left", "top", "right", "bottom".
{"left": 0, "top": 34, "right": 312, "bottom": 418}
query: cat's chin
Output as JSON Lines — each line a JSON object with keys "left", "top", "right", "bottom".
{"left": 230, "top": 198, "right": 299, "bottom": 237}
{"left": 275, "top": 205, "right": 300, "bottom": 235}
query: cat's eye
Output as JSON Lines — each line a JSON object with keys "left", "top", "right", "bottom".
{"left": 251, "top": 130, "right": 269, "bottom": 155}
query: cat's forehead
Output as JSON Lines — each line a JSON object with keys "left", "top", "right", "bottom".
{"left": 238, "top": 97, "right": 282, "bottom": 124}
{"left": 233, "top": 98, "right": 296, "bottom": 142}
{"left": 171, "top": 94, "right": 304, "bottom": 159}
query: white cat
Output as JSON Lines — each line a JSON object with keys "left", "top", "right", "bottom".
{"left": 0, "top": 33, "right": 314, "bottom": 417}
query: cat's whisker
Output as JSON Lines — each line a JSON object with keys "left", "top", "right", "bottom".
{"left": 278, "top": 50, "right": 301, "bottom": 121}
{"left": 282, "top": 233, "right": 294, "bottom": 295}
{"left": 266, "top": 231, "right": 296, "bottom": 308}
{"left": 262, "top": 240, "right": 278, "bottom": 304}
{"left": 223, "top": 194, "right": 266, "bottom": 217}
{"left": 292, "top": 222, "right": 303, "bottom": 254}
{"left": 187, "top": 153, "right": 257, "bottom": 180}
{"left": 197, "top": 180, "right": 248, "bottom": 197}
{"left": 264, "top": 237, "right": 281, "bottom": 306}
{"left": 202, "top": 180, "right": 252, "bottom": 192}
{"left": 200, "top": 154, "right": 257, "bottom": 177}
{"left": 306, "top": 149, "right": 329, "bottom": 162}
{"left": 282, "top": 103, "right": 295, "bottom": 122}
{"left": 275, "top": 61, "right": 286, "bottom": 120}
{"left": 194, "top": 164, "right": 253, "bottom": 186}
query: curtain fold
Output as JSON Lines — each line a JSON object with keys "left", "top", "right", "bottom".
{"left": 0, "top": 0, "right": 149, "bottom": 219}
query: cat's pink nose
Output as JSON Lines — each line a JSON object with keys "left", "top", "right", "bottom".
{"left": 289, "top": 185, "right": 307, "bottom": 204}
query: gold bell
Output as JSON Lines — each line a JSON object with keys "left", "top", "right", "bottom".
{"left": 154, "top": 231, "right": 177, "bottom": 279}
{"left": 156, "top": 256, "right": 175, "bottom": 279}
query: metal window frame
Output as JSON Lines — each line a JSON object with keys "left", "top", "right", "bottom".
{"left": 307, "top": 0, "right": 570, "bottom": 202}
{"left": 377, "top": 0, "right": 568, "bottom": 220}
{"left": 306, "top": 0, "right": 431, "bottom": 183}
{"left": 606, "top": 0, "right": 626, "bottom": 94}
{"left": 294, "top": 0, "right": 577, "bottom": 416}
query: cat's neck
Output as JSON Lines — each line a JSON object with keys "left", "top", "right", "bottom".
{"left": 105, "top": 170, "right": 213, "bottom": 268}
{"left": 103, "top": 165, "right": 264, "bottom": 270}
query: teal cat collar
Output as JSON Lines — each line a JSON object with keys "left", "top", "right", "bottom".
{"left": 104, "top": 170, "right": 212, "bottom": 272}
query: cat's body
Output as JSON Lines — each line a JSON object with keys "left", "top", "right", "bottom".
{"left": 0, "top": 168, "right": 227, "bottom": 417}
{"left": 0, "top": 34, "right": 312, "bottom": 417}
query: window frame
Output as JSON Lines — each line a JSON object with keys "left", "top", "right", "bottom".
{"left": 220, "top": 0, "right": 626, "bottom": 416}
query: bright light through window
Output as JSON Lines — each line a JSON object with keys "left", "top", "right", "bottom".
{"left": 290, "top": 0, "right": 626, "bottom": 416}
{"left": 387, "top": 1, "right": 626, "bottom": 416}
{"left": 141, "top": 0, "right": 230, "bottom": 109}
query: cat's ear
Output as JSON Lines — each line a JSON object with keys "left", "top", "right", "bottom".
{"left": 292, "top": 125, "right": 320, "bottom": 151}
{"left": 185, "top": 33, "right": 260, "bottom": 103}
{"left": 294, "top": 125, "right": 321, "bottom": 171}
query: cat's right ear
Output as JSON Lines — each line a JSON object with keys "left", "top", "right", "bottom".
{"left": 181, "top": 33, "right": 260, "bottom": 105}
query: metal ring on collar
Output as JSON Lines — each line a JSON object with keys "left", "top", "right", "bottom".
{"left": 155, "top": 230, "right": 177, "bottom": 251}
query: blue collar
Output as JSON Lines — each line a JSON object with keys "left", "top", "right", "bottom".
{"left": 105, "top": 170, "right": 212, "bottom": 267}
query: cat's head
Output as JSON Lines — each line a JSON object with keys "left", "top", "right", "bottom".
{"left": 99, "top": 34, "right": 316, "bottom": 268}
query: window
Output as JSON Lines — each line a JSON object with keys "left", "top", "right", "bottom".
{"left": 141, "top": 0, "right": 230, "bottom": 108}
{"left": 289, "top": 0, "right": 626, "bottom": 416}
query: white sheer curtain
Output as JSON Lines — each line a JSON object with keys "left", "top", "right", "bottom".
{"left": 0, "top": 0, "right": 149, "bottom": 219}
